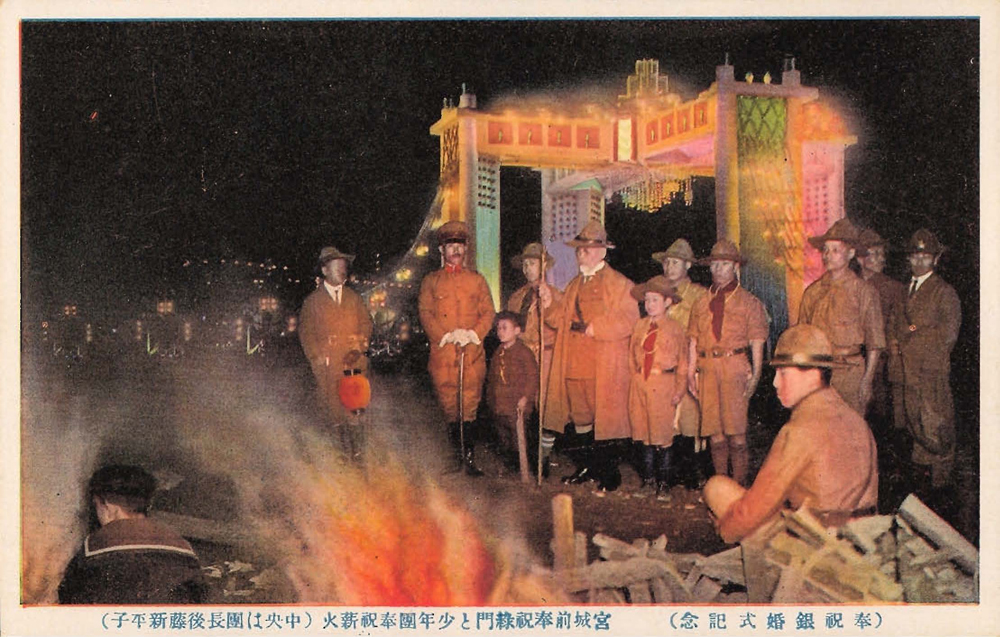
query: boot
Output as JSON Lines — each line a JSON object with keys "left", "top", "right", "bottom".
{"left": 655, "top": 445, "right": 673, "bottom": 498}
{"left": 462, "top": 422, "right": 483, "bottom": 478}
{"left": 442, "top": 422, "right": 464, "bottom": 474}
{"left": 638, "top": 444, "right": 656, "bottom": 489}
{"left": 561, "top": 426, "right": 596, "bottom": 484}
{"left": 595, "top": 441, "right": 622, "bottom": 492}
{"left": 730, "top": 442, "right": 749, "bottom": 487}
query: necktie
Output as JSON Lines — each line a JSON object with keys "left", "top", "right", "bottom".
{"left": 908, "top": 279, "right": 917, "bottom": 298}
{"left": 333, "top": 287, "right": 341, "bottom": 304}
{"left": 642, "top": 321, "right": 658, "bottom": 380}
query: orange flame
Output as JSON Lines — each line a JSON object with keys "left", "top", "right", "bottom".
{"left": 267, "top": 451, "right": 561, "bottom": 605}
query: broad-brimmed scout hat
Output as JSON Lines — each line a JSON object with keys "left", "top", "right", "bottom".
{"left": 566, "top": 220, "right": 615, "bottom": 249}
{"left": 906, "top": 228, "right": 945, "bottom": 256}
{"left": 318, "top": 246, "right": 356, "bottom": 264}
{"left": 437, "top": 220, "right": 470, "bottom": 245}
{"left": 510, "top": 242, "right": 554, "bottom": 269}
{"left": 651, "top": 238, "right": 696, "bottom": 264}
{"left": 770, "top": 324, "right": 849, "bottom": 368}
{"left": 630, "top": 275, "right": 682, "bottom": 305}
{"left": 856, "top": 228, "right": 888, "bottom": 258}
{"left": 807, "top": 218, "right": 860, "bottom": 251}
{"left": 698, "top": 239, "right": 746, "bottom": 265}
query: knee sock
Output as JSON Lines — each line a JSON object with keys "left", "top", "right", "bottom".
{"left": 730, "top": 442, "right": 749, "bottom": 487}
{"left": 710, "top": 438, "right": 730, "bottom": 478}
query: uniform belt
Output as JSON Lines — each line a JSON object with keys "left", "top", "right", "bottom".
{"left": 699, "top": 346, "right": 748, "bottom": 358}
{"left": 815, "top": 505, "right": 877, "bottom": 528}
{"left": 649, "top": 367, "right": 677, "bottom": 376}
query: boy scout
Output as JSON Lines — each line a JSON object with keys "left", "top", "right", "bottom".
{"left": 687, "top": 240, "right": 768, "bottom": 487}
{"left": 797, "top": 219, "right": 885, "bottom": 414}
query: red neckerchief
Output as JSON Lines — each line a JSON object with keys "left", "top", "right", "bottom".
{"left": 709, "top": 279, "right": 738, "bottom": 342}
{"left": 444, "top": 263, "right": 463, "bottom": 274}
{"left": 642, "top": 320, "right": 659, "bottom": 380}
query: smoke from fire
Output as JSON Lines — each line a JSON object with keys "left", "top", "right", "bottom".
{"left": 21, "top": 346, "right": 564, "bottom": 605}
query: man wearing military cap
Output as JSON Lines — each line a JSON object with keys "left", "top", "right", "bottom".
{"left": 796, "top": 218, "right": 885, "bottom": 415}
{"left": 418, "top": 220, "right": 496, "bottom": 476}
{"left": 507, "top": 242, "right": 562, "bottom": 472}
{"left": 299, "top": 246, "right": 374, "bottom": 458}
{"left": 889, "top": 229, "right": 961, "bottom": 496}
{"left": 856, "top": 228, "right": 906, "bottom": 427}
{"left": 539, "top": 220, "right": 640, "bottom": 491}
{"left": 653, "top": 238, "right": 710, "bottom": 489}
{"left": 687, "top": 239, "right": 768, "bottom": 487}
{"left": 703, "top": 325, "right": 878, "bottom": 543}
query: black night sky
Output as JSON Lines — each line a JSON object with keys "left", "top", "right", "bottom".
{"left": 20, "top": 19, "right": 979, "bottom": 343}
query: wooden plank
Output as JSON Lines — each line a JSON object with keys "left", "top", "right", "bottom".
{"left": 897, "top": 495, "right": 978, "bottom": 574}
{"left": 691, "top": 576, "right": 722, "bottom": 603}
{"left": 627, "top": 582, "right": 653, "bottom": 604}
{"left": 649, "top": 577, "right": 672, "bottom": 604}
{"left": 695, "top": 547, "right": 745, "bottom": 585}
{"left": 552, "top": 494, "right": 575, "bottom": 572}
{"left": 550, "top": 557, "right": 691, "bottom": 600}
{"left": 574, "top": 531, "right": 588, "bottom": 569}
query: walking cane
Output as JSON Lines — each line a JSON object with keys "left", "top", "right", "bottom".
{"left": 537, "top": 252, "right": 547, "bottom": 487}
{"left": 457, "top": 344, "right": 466, "bottom": 467}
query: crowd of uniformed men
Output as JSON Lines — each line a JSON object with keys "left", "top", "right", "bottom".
{"left": 300, "top": 216, "right": 960, "bottom": 543}
{"left": 57, "top": 217, "right": 963, "bottom": 604}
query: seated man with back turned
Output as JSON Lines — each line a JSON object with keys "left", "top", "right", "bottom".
{"left": 58, "top": 464, "right": 207, "bottom": 604}
{"left": 703, "top": 325, "right": 879, "bottom": 544}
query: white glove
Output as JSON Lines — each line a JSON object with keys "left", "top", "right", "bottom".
{"left": 459, "top": 329, "right": 481, "bottom": 346}
{"left": 439, "top": 331, "right": 459, "bottom": 347}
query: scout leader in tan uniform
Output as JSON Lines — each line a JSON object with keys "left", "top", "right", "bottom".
{"left": 687, "top": 240, "right": 768, "bottom": 487}
{"left": 538, "top": 220, "right": 640, "bottom": 492}
{"left": 653, "top": 238, "right": 710, "bottom": 489}
{"left": 507, "top": 242, "right": 562, "bottom": 470}
{"left": 703, "top": 324, "right": 878, "bottom": 543}
{"left": 627, "top": 276, "right": 686, "bottom": 496}
{"left": 796, "top": 219, "right": 885, "bottom": 414}
{"left": 857, "top": 228, "right": 906, "bottom": 428}
{"left": 418, "top": 221, "right": 496, "bottom": 476}
{"left": 889, "top": 229, "right": 961, "bottom": 493}
{"left": 299, "top": 246, "right": 374, "bottom": 456}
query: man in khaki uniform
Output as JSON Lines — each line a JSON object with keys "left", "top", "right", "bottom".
{"left": 653, "top": 238, "right": 710, "bottom": 489}
{"left": 299, "top": 246, "right": 374, "bottom": 457}
{"left": 857, "top": 228, "right": 906, "bottom": 428}
{"left": 539, "top": 220, "right": 639, "bottom": 491}
{"left": 704, "top": 324, "right": 878, "bottom": 543}
{"left": 687, "top": 240, "right": 768, "bottom": 487}
{"left": 797, "top": 219, "right": 885, "bottom": 415}
{"left": 889, "top": 229, "right": 961, "bottom": 494}
{"left": 418, "top": 221, "right": 496, "bottom": 476}
{"left": 507, "top": 242, "right": 562, "bottom": 471}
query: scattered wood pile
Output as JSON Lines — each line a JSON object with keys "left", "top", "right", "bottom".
{"left": 544, "top": 493, "right": 978, "bottom": 604}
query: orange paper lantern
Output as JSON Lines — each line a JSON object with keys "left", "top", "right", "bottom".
{"left": 338, "top": 368, "right": 371, "bottom": 414}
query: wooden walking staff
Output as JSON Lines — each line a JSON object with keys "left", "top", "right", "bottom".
{"left": 537, "top": 249, "right": 547, "bottom": 486}
{"left": 457, "top": 344, "right": 466, "bottom": 465}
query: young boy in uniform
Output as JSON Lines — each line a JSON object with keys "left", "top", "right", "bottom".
{"left": 628, "top": 276, "right": 687, "bottom": 497}
{"left": 486, "top": 311, "right": 540, "bottom": 472}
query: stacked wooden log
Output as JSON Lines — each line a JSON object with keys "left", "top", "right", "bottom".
{"left": 545, "top": 493, "right": 978, "bottom": 604}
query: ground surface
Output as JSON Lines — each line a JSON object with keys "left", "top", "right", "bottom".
{"left": 21, "top": 345, "right": 978, "bottom": 604}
